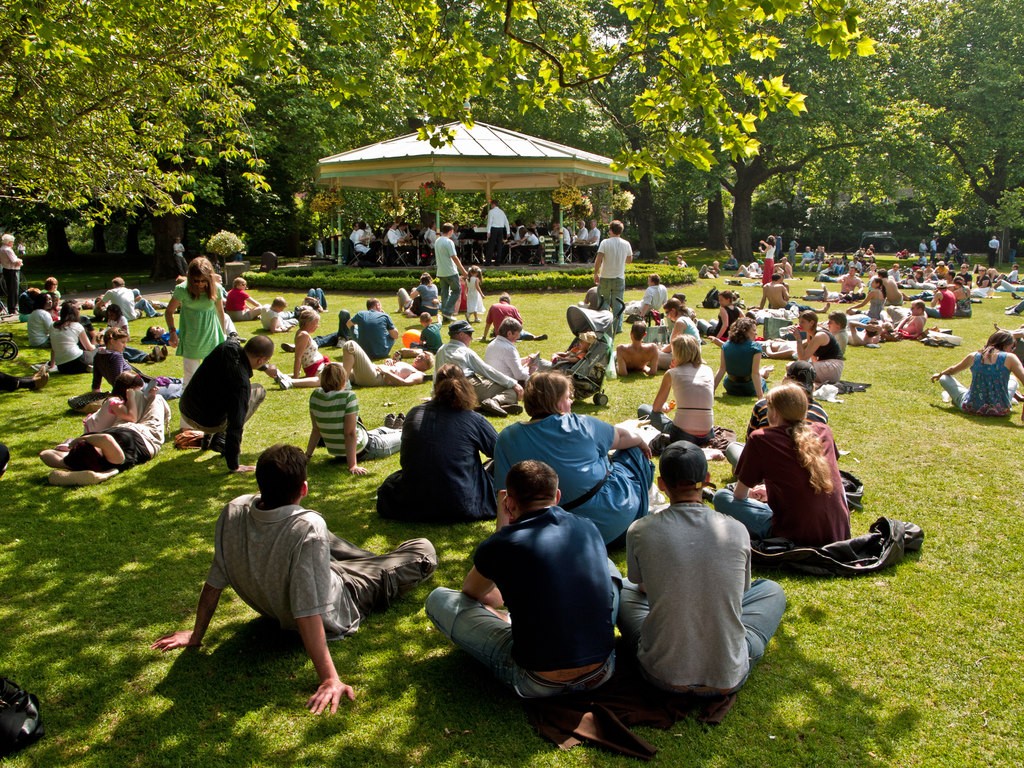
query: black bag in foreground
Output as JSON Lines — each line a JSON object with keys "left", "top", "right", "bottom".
{"left": 0, "top": 677, "right": 44, "bottom": 757}
{"left": 750, "top": 517, "right": 924, "bottom": 576}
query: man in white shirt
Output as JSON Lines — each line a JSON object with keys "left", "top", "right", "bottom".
{"left": 437, "top": 320, "right": 523, "bottom": 416}
{"left": 593, "top": 220, "right": 633, "bottom": 334}
{"left": 484, "top": 318, "right": 542, "bottom": 384}
{"left": 989, "top": 234, "right": 1001, "bottom": 268}
{"left": 485, "top": 200, "right": 511, "bottom": 265}
{"left": 587, "top": 219, "right": 601, "bottom": 245}
{"left": 100, "top": 277, "right": 158, "bottom": 320}
{"left": 350, "top": 221, "right": 371, "bottom": 256}
{"left": 640, "top": 274, "right": 668, "bottom": 318}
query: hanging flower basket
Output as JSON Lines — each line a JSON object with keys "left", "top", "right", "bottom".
{"left": 309, "top": 188, "right": 346, "bottom": 214}
{"left": 380, "top": 194, "right": 406, "bottom": 219}
{"left": 551, "top": 183, "right": 584, "bottom": 208}
{"left": 419, "top": 180, "right": 447, "bottom": 212}
{"left": 568, "top": 196, "right": 593, "bottom": 220}
{"left": 611, "top": 189, "right": 635, "bottom": 213}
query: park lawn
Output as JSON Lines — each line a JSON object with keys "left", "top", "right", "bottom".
{"left": 1, "top": 270, "right": 1022, "bottom": 767}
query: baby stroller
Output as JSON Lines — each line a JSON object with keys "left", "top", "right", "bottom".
{"left": 554, "top": 305, "right": 615, "bottom": 405}
{"left": 0, "top": 331, "right": 18, "bottom": 361}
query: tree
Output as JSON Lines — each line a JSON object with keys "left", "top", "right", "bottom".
{"left": 1, "top": 0, "right": 298, "bottom": 216}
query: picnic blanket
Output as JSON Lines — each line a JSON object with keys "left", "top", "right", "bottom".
{"left": 524, "top": 667, "right": 736, "bottom": 760}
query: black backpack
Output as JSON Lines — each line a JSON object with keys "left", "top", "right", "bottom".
{"left": 0, "top": 677, "right": 44, "bottom": 757}
{"left": 702, "top": 287, "right": 720, "bottom": 309}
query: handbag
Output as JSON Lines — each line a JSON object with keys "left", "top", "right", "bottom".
{"left": 0, "top": 677, "right": 44, "bottom": 757}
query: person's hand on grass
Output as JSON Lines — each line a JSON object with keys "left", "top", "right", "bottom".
{"left": 233, "top": 465, "right": 256, "bottom": 473}
{"left": 307, "top": 677, "right": 355, "bottom": 715}
{"left": 348, "top": 465, "right": 367, "bottom": 476}
{"left": 150, "top": 630, "right": 200, "bottom": 652}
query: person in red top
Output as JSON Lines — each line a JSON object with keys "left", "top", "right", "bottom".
{"left": 480, "top": 293, "right": 546, "bottom": 342}
{"left": 925, "top": 281, "right": 956, "bottom": 320}
{"left": 225, "top": 277, "right": 265, "bottom": 322}
{"left": 713, "top": 381, "right": 850, "bottom": 546}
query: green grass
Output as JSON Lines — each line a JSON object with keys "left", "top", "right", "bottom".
{"left": 2, "top": 266, "right": 1023, "bottom": 767}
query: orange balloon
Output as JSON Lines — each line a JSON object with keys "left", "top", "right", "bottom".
{"left": 402, "top": 329, "right": 421, "bottom": 348}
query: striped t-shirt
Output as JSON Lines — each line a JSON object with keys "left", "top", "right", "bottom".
{"left": 309, "top": 389, "right": 365, "bottom": 457}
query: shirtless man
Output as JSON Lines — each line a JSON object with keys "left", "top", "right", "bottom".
{"left": 616, "top": 322, "right": 661, "bottom": 376}
{"left": 758, "top": 273, "right": 792, "bottom": 310}
{"left": 838, "top": 266, "right": 863, "bottom": 297}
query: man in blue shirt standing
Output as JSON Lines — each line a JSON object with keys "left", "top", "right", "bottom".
{"left": 348, "top": 298, "right": 399, "bottom": 359}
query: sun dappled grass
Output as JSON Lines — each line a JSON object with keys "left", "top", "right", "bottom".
{"left": 1, "top": 268, "right": 1023, "bottom": 766}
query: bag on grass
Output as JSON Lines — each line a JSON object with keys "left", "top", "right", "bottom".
{"left": 0, "top": 677, "right": 44, "bottom": 757}
{"left": 68, "top": 391, "right": 108, "bottom": 414}
{"left": 174, "top": 430, "right": 205, "bottom": 449}
{"left": 701, "top": 287, "right": 720, "bottom": 309}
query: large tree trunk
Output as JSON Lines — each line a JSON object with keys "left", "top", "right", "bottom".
{"left": 45, "top": 216, "right": 75, "bottom": 260}
{"left": 124, "top": 218, "right": 143, "bottom": 257}
{"left": 633, "top": 174, "right": 657, "bottom": 262}
{"left": 151, "top": 212, "right": 185, "bottom": 278}
{"left": 706, "top": 188, "right": 726, "bottom": 250}
{"left": 730, "top": 180, "right": 756, "bottom": 264}
{"left": 91, "top": 222, "right": 107, "bottom": 255}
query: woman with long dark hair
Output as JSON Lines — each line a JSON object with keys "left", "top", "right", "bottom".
{"left": 932, "top": 330, "right": 1024, "bottom": 417}
{"left": 49, "top": 301, "right": 96, "bottom": 374}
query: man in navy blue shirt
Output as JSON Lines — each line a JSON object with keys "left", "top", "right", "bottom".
{"left": 348, "top": 298, "right": 398, "bottom": 359}
{"left": 425, "top": 460, "right": 619, "bottom": 697}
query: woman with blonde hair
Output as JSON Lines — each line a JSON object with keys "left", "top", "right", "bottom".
{"left": 637, "top": 335, "right": 715, "bottom": 446}
{"left": 286, "top": 308, "right": 338, "bottom": 388}
{"left": 164, "top": 256, "right": 225, "bottom": 385}
{"left": 713, "top": 380, "right": 850, "bottom": 546}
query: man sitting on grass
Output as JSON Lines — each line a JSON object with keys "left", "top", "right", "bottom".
{"left": 615, "top": 321, "right": 660, "bottom": 376}
{"left": 618, "top": 442, "right": 785, "bottom": 695}
{"left": 425, "top": 460, "right": 619, "bottom": 698}
{"left": 151, "top": 444, "right": 437, "bottom": 714}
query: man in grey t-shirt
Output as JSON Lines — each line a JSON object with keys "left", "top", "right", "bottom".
{"left": 617, "top": 442, "right": 785, "bottom": 693}
{"left": 151, "top": 444, "right": 436, "bottom": 713}
{"left": 435, "top": 222, "right": 468, "bottom": 321}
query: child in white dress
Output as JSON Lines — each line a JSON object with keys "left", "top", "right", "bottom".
{"left": 466, "top": 265, "right": 485, "bottom": 323}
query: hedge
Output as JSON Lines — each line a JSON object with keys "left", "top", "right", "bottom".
{"left": 242, "top": 263, "right": 697, "bottom": 293}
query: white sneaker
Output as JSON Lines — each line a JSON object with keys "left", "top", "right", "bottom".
{"left": 276, "top": 373, "right": 293, "bottom": 390}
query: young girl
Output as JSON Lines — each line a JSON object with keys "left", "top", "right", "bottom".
{"left": 104, "top": 303, "right": 129, "bottom": 334}
{"left": 103, "top": 308, "right": 156, "bottom": 363}
{"left": 465, "top": 265, "right": 485, "bottom": 323}
{"left": 305, "top": 362, "right": 402, "bottom": 474}
{"left": 225, "top": 277, "right": 264, "bottom": 321}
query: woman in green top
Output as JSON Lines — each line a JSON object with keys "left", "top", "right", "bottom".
{"left": 305, "top": 362, "right": 402, "bottom": 475}
{"left": 165, "top": 257, "right": 226, "bottom": 385}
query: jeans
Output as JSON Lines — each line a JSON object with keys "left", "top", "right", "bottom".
{"left": 131, "top": 291, "right": 159, "bottom": 318}
{"left": 938, "top": 374, "right": 1018, "bottom": 410}
{"left": 424, "top": 559, "right": 622, "bottom": 698}
{"left": 313, "top": 332, "right": 339, "bottom": 348}
{"left": 307, "top": 288, "right": 328, "bottom": 310}
{"left": 362, "top": 427, "right": 402, "bottom": 459}
{"left": 598, "top": 277, "right": 625, "bottom": 334}
{"left": 438, "top": 274, "right": 461, "bottom": 318}
{"left": 335, "top": 309, "right": 351, "bottom": 340}
{"left": 617, "top": 578, "right": 785, "bottom": 693}
{"left": 636, "top": 404, "right": 710, "bottom": 446}
{"left": 712, "top": 488, "right": 774, "bottom": 540}
{"left": 123, "top": 347, "right": 149, "bottom": 364}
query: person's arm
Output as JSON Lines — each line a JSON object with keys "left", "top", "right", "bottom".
{"left": 214, "top": 296, "right": 226, "bottom": 331}
{"left": 714, "top": 349, "right": 727, "bottom": 391}
{"left": 717, "top": 306, "right": 730, "bottom": 337}
{"left": 451, "top": 252, "right": 467, "bottom": 278}
{"left": 615, "top": 344, "right": 629, "bottom": 376}
{"left": 293, "top": 332, "right": 310, "bottom": 378}
{"left": 342, "top": 411, "right": 366, "bottom": 475}
{"left": 109, "top": 394, "right": 139, "bottom": 423}
{"left": 651, "top": 372, "right": 674, "bottom": 413}
{"left": 846, "top": 294, "right": 870, "bottom": 313}
{"left": 80, "top": 433, "right": 126, "bottom": 465}
{"left": 245, "top": 296, "right": 262, "bottom": 310}
{"left": 165, "top": 297, "right": 181, "bottom": 348}
{"left": 732, "top": 480, "right": 751, "bottom": 501}
{"left": 379, "top": 362, "right": 423, "bottom": 386}
{"left": 593, "top": 252, "right": 604, "bottom": 283}
{"left": 758, "top": 286, "right": 768, "bottom": 309}
{"left": 611, "top": 425, "right": 653, "bottom": 459}
{"left": 305, "top": 421, "right": 321, "bottom": 459}
{"left": 150, "top": 582, "right": 223, "bottom": 651}
{"left": 222, "top": 367, "right": 252, "bottom": 472}
{"left": 79, "top": 328, "right": 96, "bottom": 352}
{"left": 931, "top": 352, "right": 975, "bottom": 382}
{"left": 462, "top": 566, "right": 504, "bottom": 610}
{"left": 295, "top": 614, "right": 356, "bottom": 714}
{"left": 751, "top": 350, "right": 764, "bottom": 397}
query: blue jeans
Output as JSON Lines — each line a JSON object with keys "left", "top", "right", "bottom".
{"left": 131, "top": 290, "right": 159, "bottom": 318}
{"left": 123, "top": 347, "right": 149, "bottom": 364}
{"left": 362, "top": 427, "right": 402, "bottom": 459}
{"left": 438, "top": 275, "right": 461, "bottom": 318}
{"left": 938, "top": 374, "right": 1018, "bottom": 409}
{"left": 424, "top": 559, "right": 621, "bottom": 698}
{"left": 335, "top": 310, "right": 351, "bottom": 340}
{"left": 307, "top": 288, "right": 328, "bottom": 310}
{"left": 713, "top": 488, "right": 774, "bottom": 540}
{"left": 617, "top": 578, "right": 785, "bottom": 693}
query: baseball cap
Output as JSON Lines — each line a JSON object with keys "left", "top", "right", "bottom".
{"left": 659, "top": 441, "right": 708, "bottom": 489}
{"left": 785, "top": 360, "right": 816, "bottom": 393}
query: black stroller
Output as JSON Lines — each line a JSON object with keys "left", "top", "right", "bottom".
{"left": 553, "top": 305, "right": 615, "bottom": 405}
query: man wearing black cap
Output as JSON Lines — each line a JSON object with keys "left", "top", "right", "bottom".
{"left": 435, "top": 320, "right": 523, "bottom": 417}
{"left": 744, "top": 360, "right": 828, "bottom": 440}
{"left": 617, "top": 442, "right": 785, "bottom": 694}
